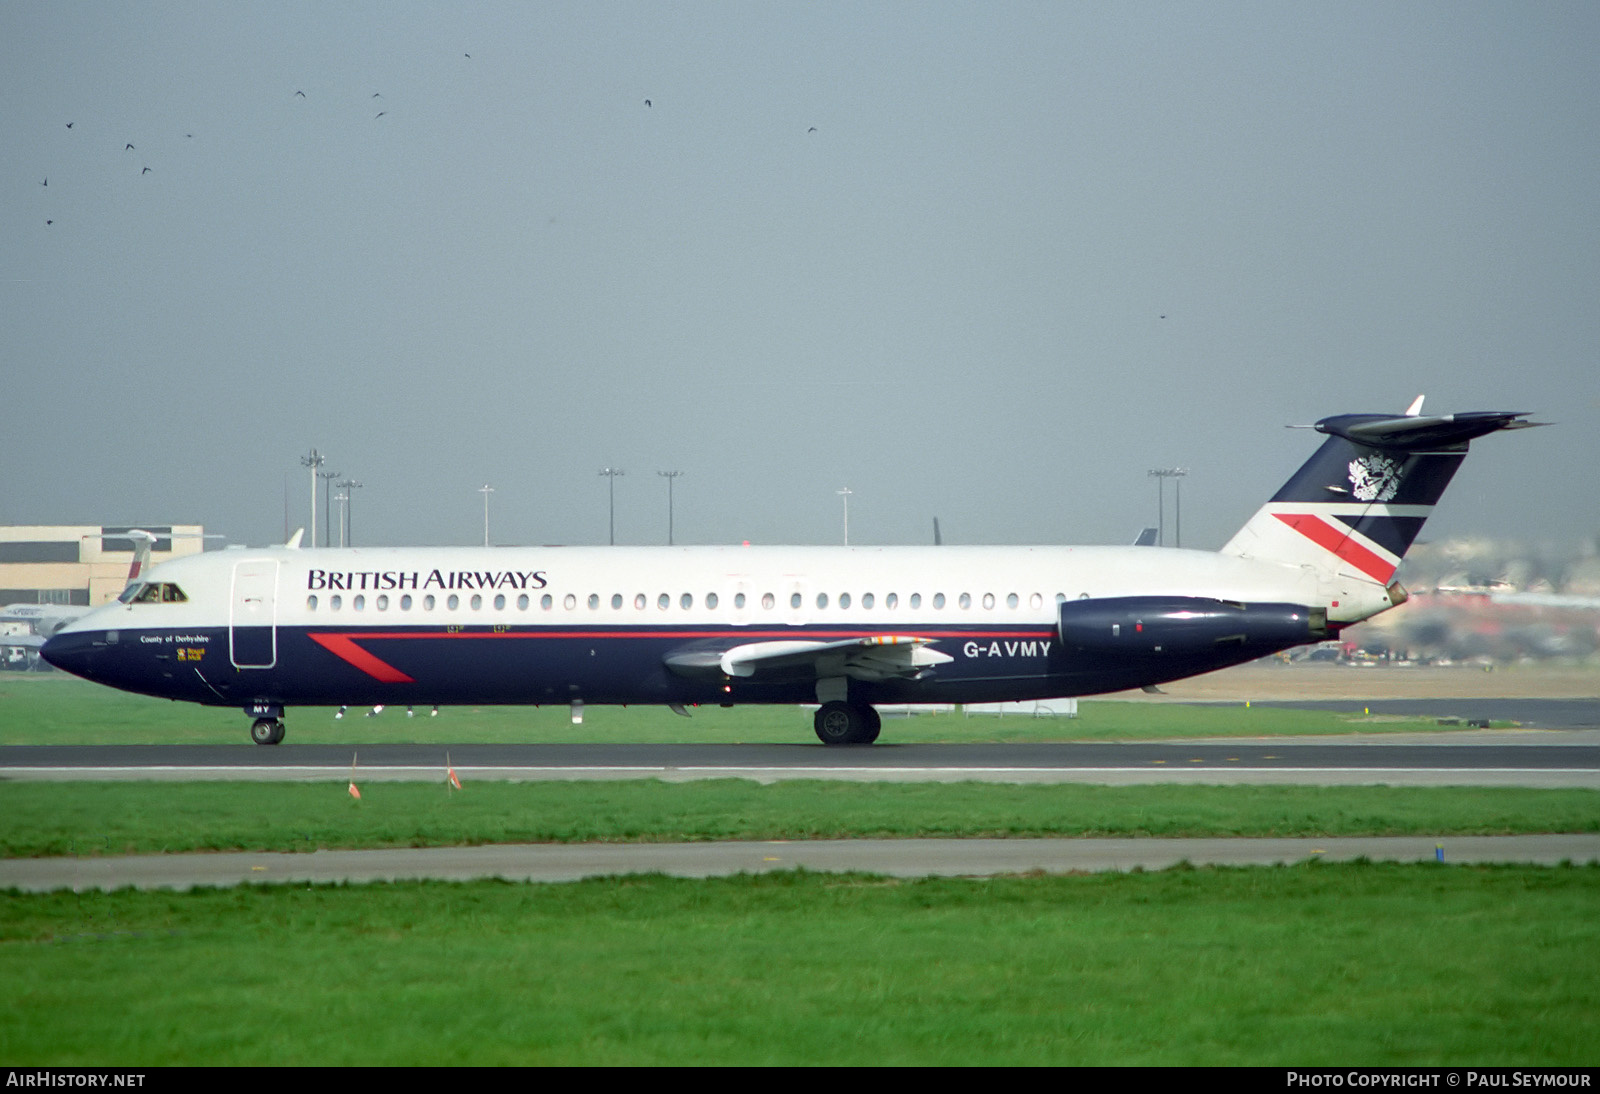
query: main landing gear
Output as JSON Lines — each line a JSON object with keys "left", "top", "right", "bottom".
{"left": 813, "top": 701, "right": 881, "bottom": 745}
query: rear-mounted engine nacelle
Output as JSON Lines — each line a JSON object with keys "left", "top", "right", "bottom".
{"left": 1057, "top": 596, "right": 1329, "bottom": 656}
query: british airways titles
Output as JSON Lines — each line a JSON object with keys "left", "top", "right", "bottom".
{"left": 306, "top": 568, "right": 550, "bottom": 592}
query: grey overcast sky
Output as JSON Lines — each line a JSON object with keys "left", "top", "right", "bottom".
{"left": 4, "top": 2, "right": 1596, "bottom": 552}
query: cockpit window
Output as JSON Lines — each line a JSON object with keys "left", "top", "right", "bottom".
{"left": 124, "top": 582, "right": 187, "bottom": 604}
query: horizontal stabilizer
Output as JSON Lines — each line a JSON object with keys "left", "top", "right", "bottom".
{"left": 1314, "top": 411, "right": 1543, "bottom": 450}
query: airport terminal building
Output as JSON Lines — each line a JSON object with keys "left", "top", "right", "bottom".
{"left": 0, "top": 525, "right": 208, "bottom": 607}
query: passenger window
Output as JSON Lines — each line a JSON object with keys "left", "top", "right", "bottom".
{"left": 861, "top": 593, "right": 874, "bottom": 609}
{"left": 424, "top": 595, "right": 436, "bottom": 610}
{"left": 817, "top": 592, "right": 829, "bottom": 609}
{"left": 734, "top": 593, "right": 746, "bottom": 609}
{"left": 707, "top": 592, "right": 718, "bottom": 609}
{"left": 658, "top": 594, "right": 670, "bottom": 610}
{"left": 377, "top": 595, "right": 389, "bottom": 610}
{"left": 909, "top": 593, "right": 921, "bottom": 609}
{"left": 307, "top": 595, "right": 318, "bottom": 611}
{"left": 403, "top": 595, "right": 414, "bottom": 610}
{"left": 982, "top": 593, "right": 994, "bottom": 610}
{"left": 790, "top": 592, "right": 802, "bottom": 609}
{"left": 839, "top": 593, "right": 851, "bottom": 609}
{"left": 448, "top": 595, "right": 460, "bottom": 610}
{"left": 1007, "top": 593, "right": 1019, "bottom": 609}
{"left": 612, "top": 594, "right": 623, "bottom": 609}
{"left": 470, "top": 595, "right": 483, "bottom": 610}
{"left": 542, "top": 594, "right": 553, "bottom": 610}
{"left": 635, "top": 593, "right": 646, "bottom": 610}
{"left": 761, "top": 593, "right": 775, "bottom": 610}
{"left": 680, "top": 593, "right": 692, "bottom": 609}
{"left": 886, "top": 593, "right": 897, "bottom": 609}
{"left": 331, "top": 595, "right": 343, "bottom": 611}
{"left": 563, "top": 594, "right": 577, "bottom": 610}
{"left": 933, "top": 593, "right": 946, "bottom": 609}
{"left": 494, "top": 594, "right": 506, "bottom": 610}
{"left": 588, "top": 594, "right": 600, "bottom": 610}
{"left": 959, "top": 593, "right": 971, "bottom": 609}
{"left": 354, "top": 595, "right": 366, "bottom": 611}
{"left": 516, "top": 594, "right": 528, "bottom": 610}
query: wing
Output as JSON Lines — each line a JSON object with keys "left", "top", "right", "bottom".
{"left": 664, "top": 635, "right": 952, "bottom": 682}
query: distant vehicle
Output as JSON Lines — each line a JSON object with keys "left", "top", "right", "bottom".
{"left": 1, "top": 603, "right": 91, "bottom": 670}
{"left": 44, "top": 401, "right": 1536, "bottom": 745}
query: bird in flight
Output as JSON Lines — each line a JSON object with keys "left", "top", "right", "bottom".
{"left": 808, "top": 127, "right": 817, "bottom": 134}
{"left": 375, "top": 111, "right": 386, "bottom": 119}
{"left": 65, "top": 122, "right": 73, "bottom": 129}
{"left": 41, "top": 178, "right": 47, "bottom": 187}
{"left": 295, "top": 90, "right": 306, "bottom": 98}
{"left": 644, "top": 99, "right": 651, "bottom": 108}
{"left": 142, "top": 167, "right": 151, "bottom": 174}
{"left": 125, "top": 143, "right": 134, "bottom": 150}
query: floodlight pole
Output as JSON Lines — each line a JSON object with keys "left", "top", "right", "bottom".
{"left": 599, "top": 468, "right": 625, "bottom": 545}
{"left": 318, "top": 468, "right": 341, "bottom": 547}
{"left": 837, "top": 487, "right": 852, "bottom": 546}
{"left": 1147, "top": 467, "right": 1188, "bottom": 547}
{"left": 658, "top": 471, "right": 684, "bottom": 545}
{"left": 336, "top": 479, "right": 362, "bottom": 547}
{"left": 300, "top": 449, "right": 325, "bottom": 548}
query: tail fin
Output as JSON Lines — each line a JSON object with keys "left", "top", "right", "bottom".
{"left": 1221, "top": 401, "right": 1542, "bottom": 586}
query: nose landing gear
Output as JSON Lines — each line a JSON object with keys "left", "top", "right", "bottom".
{"left": 245, "top": 702, "right": 286, "bottom": 745}
{"left": 249, "top": 717, "right": 286, "bottom": 745}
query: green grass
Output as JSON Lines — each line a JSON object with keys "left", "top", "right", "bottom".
{"left": 6, "top": 676, "right": 1594, "bottom": 1066}
{"left": 2, "top": 864, "right": 1596, "bottom": 1065}
{"left": 0, "top": 674, "right": 1477, "bottom": 744}
{"left": 4, "top": 780, "right": 1598, "bottom": 858}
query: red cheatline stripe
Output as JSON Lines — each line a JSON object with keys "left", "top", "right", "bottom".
{"left": 309, "top": 633, "right": 414, "bottom": 682}
{"left": 319, "top": 628, "right": 1050, "bottom": 641}
{"left": 307, "top": 627, "right": 1054, "bottom": 682}
{"left": 1273, "top": 512, "right": 1395, "bottom": 583}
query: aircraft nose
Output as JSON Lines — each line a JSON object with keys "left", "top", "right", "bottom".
{"left": 40, "top": 630, "right": 100, "bottom": 679}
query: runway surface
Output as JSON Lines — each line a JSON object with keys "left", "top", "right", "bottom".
{"left": 4, "top": 730, "right": 1598, "bottom": 788}
{"left": 6, "top": 705, "right": 1596, "bottom": 891}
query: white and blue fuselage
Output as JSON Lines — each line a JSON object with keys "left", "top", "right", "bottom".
{"left": 42, "top": 404, "right": 1535, "bottom": 744}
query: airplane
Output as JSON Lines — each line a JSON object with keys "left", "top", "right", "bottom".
{"left": 42, "top": 401, "right": 1539, "bottom": 745}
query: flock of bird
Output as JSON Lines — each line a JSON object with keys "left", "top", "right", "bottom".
{"left": 30, "top": 54, "right": 481, "bottom": 230}
{"left": 32, "top": 61, "right": 818, "bottom": 231}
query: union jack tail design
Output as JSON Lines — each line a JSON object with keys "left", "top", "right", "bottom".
{"left": 1221, "top": 401, "right": 1541, "bottom": 587}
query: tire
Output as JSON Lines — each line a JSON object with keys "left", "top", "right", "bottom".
{"left": 250, "top": 718, "right": 283, "bottom": 746}
{"left": 813, "top": 701, "right": 877, "bottom": 745}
